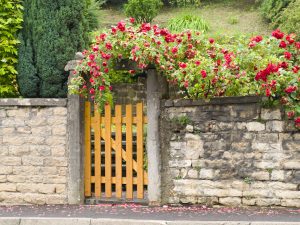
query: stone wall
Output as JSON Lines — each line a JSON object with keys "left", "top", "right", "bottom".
{"left": 160, "top": 97, "right": 300, "bottom": 207}
{"left": 0, "top": 99, "right": 69, "bottom": 204}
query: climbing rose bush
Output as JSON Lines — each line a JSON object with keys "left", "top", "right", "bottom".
{"left": 69, "top": 20, "right": 300, "bottom": 127}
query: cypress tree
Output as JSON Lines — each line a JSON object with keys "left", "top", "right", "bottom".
{"left": 18, "top": 0, "right": 93, "bottom": 97}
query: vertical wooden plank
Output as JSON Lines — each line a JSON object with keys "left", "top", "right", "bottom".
{"left": 115, "top": 105, "right": 122, "bottom": 198}
{"left": 84, "top": 101, "right": 91, "bottom": 197}
{"left": 126, "top": 104, "right": 133, "bottom": 199}
{"left": 94, "top": 107, "right": 101, "bottom": 197}
{"left": 136, "top": 102, "right": 144, "bottom": 199}
{"left": 105, "top": 104, "right": 112, "bottom": 197}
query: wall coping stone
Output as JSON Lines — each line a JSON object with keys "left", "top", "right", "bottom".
{"left": 0, "top": 98, "right": 67, "bottom": 106}
{"left": 162, "top": 96, "right": 262, "bottom": 107}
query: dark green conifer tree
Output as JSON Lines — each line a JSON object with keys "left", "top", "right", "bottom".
{"left": 18, "top": 0, "right": 94, "bottom": 97}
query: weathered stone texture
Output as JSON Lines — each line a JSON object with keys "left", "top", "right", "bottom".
{"left": 0, "top": 101, "right": 68, "bottom": 205}
{"left": 160, "top": 97, "right": 300, "bottom": 207}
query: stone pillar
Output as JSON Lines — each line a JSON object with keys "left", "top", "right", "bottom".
{"left": 66, "top": 53, "right": 85, "bottom": 204}
{"left": 146, "top": 69, "right": 168, "bottom": 205}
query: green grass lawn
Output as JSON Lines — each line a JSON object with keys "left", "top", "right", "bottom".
{"left": 96, "top": 0, "right": 271, "bottom": 36}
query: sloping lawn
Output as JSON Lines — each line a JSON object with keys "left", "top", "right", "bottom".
{"left": 97, "top": 0, "right": 271, "bottom": 36}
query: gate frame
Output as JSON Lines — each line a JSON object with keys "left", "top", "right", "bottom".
{"left": 66, "top": 55, "right": 167, "bottom": 205}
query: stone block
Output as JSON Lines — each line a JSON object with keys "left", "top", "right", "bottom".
{"left": 242, "top": 197, "right": 256, "bottom": 206}
{"left": 31, "top": 127, "right": 52, "bottom": 136}
{"left": 283, "top": 161, "right": 300, "bottom": 169}
{"left": 246, "top": 122, "right": 265, "bottom": 132}
{"left": 275, "top": 190, "right": 300, "bottom": 199}
{"left": 0, "top": 183, "right": 16, "bottom": 192}
{"left": 251, "top": 171, "right": 270, "bottom": 181}
{"left": 185, "top": 125, "right": 193, "bottom": 132}
{"left": 26, "top": 118, "right": 47, "bottom": 126}
{"left": 266, "top": 121, "right": 284, "bottom": 132}
{"left": 187, "top": 169, "right": 198, "bottom": 178}
{"left": 22, "top": 156, "right": 44, "bottom": 166}
{"left": 184, "top": 133, "right": 203, "bottom": 159}
{"left": 51, "top": 145, "right": 66, "bottom": 156}
{"left": 52, "top": 125, "right": 67, "bottom": 136}
{"left": 219, "top": 197, "right": 241, "bottom": 206}
{"left": 12, "top": 166, "right": 36, "bottom": 175}
{"left": 179, "top": 196, "right": 197, "bottom": 204}
{"left": 38, "top": 184, "right": 56, "bottom": 194}
{"left": 47, "top": 117, "right": 67, "bottom": 125}
{"left": 0, "top": 157, "right": 21, "bottom": 166}
{"left": 45, "top": 136, "right": 66, "bottom": 146}
{"left": 281, "top": 199, "right": 300, "bottom": 207}
{"left": 45, "top": 195, "right": 67, "bottom": 204}
{"left": 199, "top": 169, "right": 214, "bottom": 179}
{"left": 256, "top": 198, "right": 280, "bottom": 206}
{"left": 271, "top": 170, "right": 284, "bottom": 181}
{"left": 17, "top": 183, "right": 38, "bottom": 193}
{"left": 44, "top": 157, "right": 68, "bottom": 167}
{"left": 261, "top": 108, "right": 281, "bottom": 120}
{"left": 3, "top": 136, "right": 26, "bottom": 145}
{"left": 243, "top": 189, "right": 273, "bottom": 198}
{"left": 0, "top": 166, "right": 12, "bottom": 175}
{"left": 7, "top": 175, "right": 26, "bottom": 183}
{"left": 8, "top": 146, "right": 30, "bottom": 156}
{"left": 43, "top": 175, "right": 66, "bottom": 184}
{"left": 30, "top": 145, "right": 51, "bottom": 156}
{"left": 0, "top": 175, "right": 7, "bottom": 182}
{"left": 169, "top": 160, "right": 191, "bottom": 168}
{"left": 53, "top": 107, "right": 67, "bottom": 116}
{"left": 55, "top": 184, "right": 66, "bottom": 194}
{"left": 23, "top": 193, "right": 46, "bottom": 204}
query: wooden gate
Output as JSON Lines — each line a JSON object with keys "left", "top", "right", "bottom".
{"left": 84, "top": 102, "right": 148, "bottom": 200}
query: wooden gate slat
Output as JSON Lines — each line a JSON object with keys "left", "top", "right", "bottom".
{"left": 94, "top": 108, "right": 101, "bottom": 197}
{"left": 136, "top": 102, "right": 144, "bottom": 199}
{"left": 115, "top": 105, "right": 122, "bottom": 198}
{"left": 126, "top": 104, "right": 133, "bottom": 199}
{"left": 99, "top": 128, "right": 148, "bottom": 180}
{"left": 84, "top": 101, "right": 91, "bottom": 197}
{"left": 105, "top": 104, "right": 112, "bottom": 197}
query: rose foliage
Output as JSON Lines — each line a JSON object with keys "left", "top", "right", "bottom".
{"left": 69, "top": 20, "right": 300, "bottom": 127}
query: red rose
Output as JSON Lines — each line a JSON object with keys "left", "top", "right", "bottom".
{"left": 279, "top": 62, "right": 288, "bottom": 69}
{"left": 209, "top": 38, "right": 214, "bottom": 44}
{"left": 99, "top": 86, "right": 105, "bottom": 91}
{"left": 265, "top": 88, "right": 271, "bottom": 97}
{"left": 104, "top": 68, "right": 109, "bottom": 73}
{"left": 92, "top": 45, "right": 99, "bottom": 52}
{"left": 102, "top": 61, "right": 107, "bottom": 67}
{"left": 89, "top": 54, "right": 95, "bottom": 61}
{"left": 179, "top": 62, "right": 187, "bottom": 69}
{"left": 286, "top": 34, "right": 295, "bottom": 44}
{"left": 284, "top": 52, "right": 292, "bottom": 60}
{"left": 105, "top": 42, "right": 112, "bottom": 50}
{"left": 293, "top": 66, "right": 300, "bottom": 73}
{"left": 287, "top": 111, "right": 295, "bottom": 119}
{"left": 294, "top": 117, "right": 300, "bottom": 127}
{"left": 249, "top": 41, "right": 256, "bottom": 48}
{"left": 195, "top": 60, "right": 201, "bottom": 66}
{"left": 171, "top": 46, "right": 178, "bottom": 54}
{"left": 117, "top": 21, "right": 126, "bottom": 31}
{"left": 279, "top": 41, "right": 287, "bottom": 48}
{"left": 284, "top": 86, "right": 297, "bottom": 94}
{"left": 129, "top": 17, "right": 135, "bottom": 23}
{"left": 201, "top": 70, "right": 207, "bottom": 78}
{"left": 89, "top": 88, "right": 95, "bottom": 95}
{"left": 295, "top": 42, "right": 300, "bottom": 49}
{"left": 272, "top": 29, "right": 284, "bottom": 39}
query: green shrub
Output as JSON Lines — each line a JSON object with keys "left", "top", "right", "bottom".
{"left": 124, "top": 0, "right": 163, "bottom": 23}
{"left": 168, "top": 0, "right": 200, "bottom": 7}
{"left": 17, "top": 0, "right": 94, "bottom": 98}
{"left": 277, "top": 0, "right": 300, "bottom": 37}
{"left": 167, "top": 14, "right": 209, "bottom": 33}
{"left": 260, "top": 0, "right": 293, "bottom": 24}
{"left": 0, "top": 0, "right": 23, "bottom": 97}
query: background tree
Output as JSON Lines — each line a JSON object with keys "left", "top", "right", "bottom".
{"left": 17, "top": 0, "right": 97, "bottom": 97}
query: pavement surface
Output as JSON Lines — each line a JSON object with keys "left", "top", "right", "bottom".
{"left": 0, "top": 204, "right": 299, "bottom": 224}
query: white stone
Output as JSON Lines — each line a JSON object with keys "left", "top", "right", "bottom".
{"left": 266, "top": 121, "right": 284, "bottom": 132}
{"left": 199, "top": 169, "right": 214, "bottom": 179}
{"left": 261, "top": 108, "right": 281, "bottom": 120}
{"left": 184, "top": 133, "right": 203, "bottom": 159}
{"left": 246, "top": 122, "right": 265, "bottom": 132}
